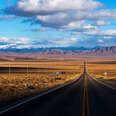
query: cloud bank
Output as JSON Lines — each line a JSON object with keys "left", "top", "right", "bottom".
{"left": 1, "top": 0, "right": 116, "bottom": 47}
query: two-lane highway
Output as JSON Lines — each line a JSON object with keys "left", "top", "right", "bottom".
{"left": 1, "top": 62, "right": 116, "bottom": 116}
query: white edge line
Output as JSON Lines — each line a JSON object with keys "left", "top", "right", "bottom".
{"left": 0, "top": 74, "right": 82, "bottom": 114}
{"left": 88, "top": 74, "right": 116, "bottom": 91}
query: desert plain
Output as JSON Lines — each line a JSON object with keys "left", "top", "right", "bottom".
{"left": 0, "top": 59, "right": 83, "bottom": 107}
{"left": 0, "top": 57, "right": 116, "bottom": 108}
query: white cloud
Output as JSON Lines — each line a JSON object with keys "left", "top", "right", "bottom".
{"left": 102, "top": 30, "right": 116, "bottom": 36}
{"left": 74, "top": 10, "right": 116, "bottom": 20}
{"left": 104, "top": 36, "right": 112, "bottom": 39}
{"left": 98, "top": 39, "right": 103, "bottom": 43}
{"left": 94, "top": 10, "right": 116, "bottom": 20}
{"left": 83, "top": 24, "right": 98, "bottom": 30}
{"left": 34, "top": 37, "right": 79, "bottom": 47}
{"left": 95, "top": 20, "right": 111, "bottom": 26}
{"left": 26, "top": 9, "right": 116, "bottom": 30}
{"left": 79, "top": 28, "right": 116, "bottom": 37}
{"left": 36, "top": 12, "right": 69, "bottom": 27}
{"left": 61, "top": 20, "right": 85, "bottom": 30}
{"left": 51, "top": 37, "right": 78, "bottom": 46}
{"left": 4, "top": 0, "right": 116, "bottom": 31}
{"left": 71, "top": 38, "right": 78, "bottom": 41}
{"left": 13, "top": 46, "right": 32, "bottom": 49}
{"left": 0, "top": 37, "right": 31, "bottom": 49}
{"left": 0, "top": 45, "right": 10, "bottom": 49}
{"left": 14, "top": 37, "right": 30, "bottom": 44}
{"left": 5, "top": 0, "right": 102, "bottom": 16}
{"left": 4, "top": 0, "right": 105, "bottom": 30}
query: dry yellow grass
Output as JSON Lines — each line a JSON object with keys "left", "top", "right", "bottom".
{"left": 0, "top": 60, "right": 83, "bottom": 106}
{"left": 87, "top": 58, "right": 116, "bottom": 79}
{"left": 0, "top": 60, "right": 83, "bottom": 72}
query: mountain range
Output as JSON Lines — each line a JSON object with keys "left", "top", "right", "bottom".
{"left": 0, "top": 46, "right": 116, "bottom": 61}
{"left": 0, "top": 47, "right": 93, "bottom": 53}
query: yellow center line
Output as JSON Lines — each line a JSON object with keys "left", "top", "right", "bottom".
{"left": 82, "top": 63, "right": 90, "bottom": 116}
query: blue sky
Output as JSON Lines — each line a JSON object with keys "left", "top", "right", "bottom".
{"left": 0, "top": 0, "right": 116, "bottom": 49}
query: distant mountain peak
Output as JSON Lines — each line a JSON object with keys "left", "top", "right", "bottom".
{"left": 0, "top": 46, "right": 116, "bottom": 61}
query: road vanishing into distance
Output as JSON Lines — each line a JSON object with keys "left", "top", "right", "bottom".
{"left": 1, "top": 62, "right": 116, "bottom": 116}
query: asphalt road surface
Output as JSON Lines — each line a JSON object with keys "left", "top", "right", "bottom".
{"left": 1, "top": 62, "right": 116, "bottom": 116}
